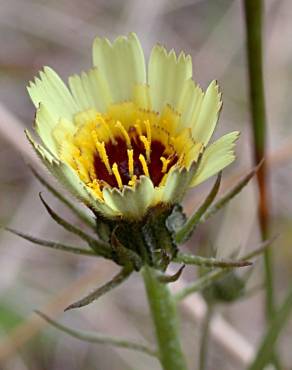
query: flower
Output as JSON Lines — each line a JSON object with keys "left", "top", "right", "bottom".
{"left": 26, "top": 32, "right": 239, "bottom": 221}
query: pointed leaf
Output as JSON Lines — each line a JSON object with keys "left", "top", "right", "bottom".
{"left": 174, "top": 252, "right": 252, "bottom": 268}
{"left": 65, "top": 266, "right": 133, "bottom": 311}
{"left": 36, "top": 311, "right": 157, "bottom": 357}
{"left": 175, "top": 173, "right": 221, "bottom": 244}
{"left": 39, "top": 194, "right": 111, "bottom": 257}
{"left": 157, "top": 265, "right": 185, "bottom": 283}
{"left": 3, "top": 227, "right": 96, "bottom": 257}
{"left": 175, "top": 237, "right": 277, "bottom": 303}
{"left": 29, "top": 165, "right": 96, "bottom": 230}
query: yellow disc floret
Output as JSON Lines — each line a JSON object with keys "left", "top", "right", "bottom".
{"left": 52, "top": 102, "right": 203, "bottom": 201}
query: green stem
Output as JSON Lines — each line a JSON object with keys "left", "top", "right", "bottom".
{"left": 199, "top": 304, "right": 213, "bottom": 370}
{"left": 142, "top": 266, "right": 188, "bottom": 370}
{"left": 243, "top": 0, "right": 274, "bottom": 320}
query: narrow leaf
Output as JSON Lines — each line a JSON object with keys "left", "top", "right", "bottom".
{"left": 65, "top": 266, "right": 133, "bottom": 311}
{"left": 29, "top": 165, "right": 96, "bottom": 230}
{"left": 174, "top": 252, "right": 252, "bottom": 268}
{"left": 39, "top": 194, "right": 111, "bottom": 257}
{"left": 248, "top": 284, "right": 292, "bottom": 370}
{"left": 201, "top": 161, "right": 263, "bottom": 224}
{"left": 175, "top": 173, "right": 221, "bottom": 244}
{"left": 174, "top": 237, "right": 277, "bottom": 303}
{"left": 3, "top": 226, "right": 96, "bottom": 257}
{"left": 36, "top": 311, "right": 158, "bottom": 357}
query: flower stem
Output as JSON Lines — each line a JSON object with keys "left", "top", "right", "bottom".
{"left": 199, "top": 304, "right": 213, "bottom": 370}
{"left": 142, "top": 265, "right": 188, "bottom": 370}
{"left": 243, "top": 0, "right": 274, "bottom": 320}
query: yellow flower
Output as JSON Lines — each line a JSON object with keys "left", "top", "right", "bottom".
{"left": 26, "top": 33, "right": 239, "bottom": 220}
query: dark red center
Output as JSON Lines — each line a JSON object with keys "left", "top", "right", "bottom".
{"left": 93, "top": 129, "right": 178, "bottom": 188}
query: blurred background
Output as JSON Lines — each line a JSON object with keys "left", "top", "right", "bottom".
{"left": 0, "top": 0, "right": 292, "bottom": 369}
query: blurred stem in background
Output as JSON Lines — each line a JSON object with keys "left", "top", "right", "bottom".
{"left": 243, "top": 0, "right": 274, "bottom": 319}
{"left": 199, "top": 304, "right": 213, "bottom": 370}
{"left": 244, "top": 2, "right": 283, "bottom": 369}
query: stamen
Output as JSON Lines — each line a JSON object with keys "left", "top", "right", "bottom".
{"left": 128, "top": 175, "right": 137, "bottom": 187}
{"left": 127, "top": 149, "right": 134, "bottom": 178}
{"left": 73, "top": 157, "right": 88, "bottom": 183}
{"left": 76, "top": 156, "right": 93, "bottom": 183}
{"left": 134, "top": 120, "right": 142, "bottom": 136}
{"left": 95, "top": 141, "right": 112, "bottom": 175}
{"left": 159, "top": 173, "right": 168, "bottom": 186}
{"left": 63, "top": 108, "right": 185, "bottom": 192}
{"left": 139, "top": 154, "right": 150, "bottom": 177}
{"left": 88, "top": 179, "right": 103, "bottom": 199}
{"left": 160, "top": 156, "right": 171, "bottom": 173}
{"left": 112, "top": 163, "right": 123, "bottom": 189}
{"left": 98, "top": 117, "right": 116, "bottom": 144}
{"left": 177, "top": 152, "right": 185, "bottom": 166}
{"left": 115, "top": 121, "right": 131, "bottom": 148}
{"left": 145, "top": 119, "right": 152, "bottom": 144}
{"left": 139, "top": 135, "right": 151, "bottom": 162}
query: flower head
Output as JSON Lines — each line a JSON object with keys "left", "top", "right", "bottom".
{"left": 26, "top": 33, "right": 239, "bottom": 221}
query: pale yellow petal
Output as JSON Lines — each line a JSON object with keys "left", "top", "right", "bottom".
{"left": 34, "top": 104, "right": 58, "bottom": 156}
{"left": 161, "top": 165, "right": 197, "bottom": 203}
{"left": 103, "top": 176, "right": 155, "bottom": 220}
{"left": 148, "top": 45, "right": 192, "bottom": 112}
{"left": 68, "top": 67, "right": 112, "bottom": 113}
{"left": 191, "top": 131, "right": 239, "bottom": 187}
{"left": 25, "top": 130, "right": 116, "bottom": 217}
{"left": 191, "top": 80, "right": 222, "bottom": 145}
{"left": 175, "top": 78, "right": 204, "bottom": 131}
{"left": 93, "top": 32, "right": 146, "bottom": 102}
{"left": 27, "top": 66, "right": 78, "bottom": 121}
{"left": 132, "top": 84, "right": 151, "bottom": 110}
